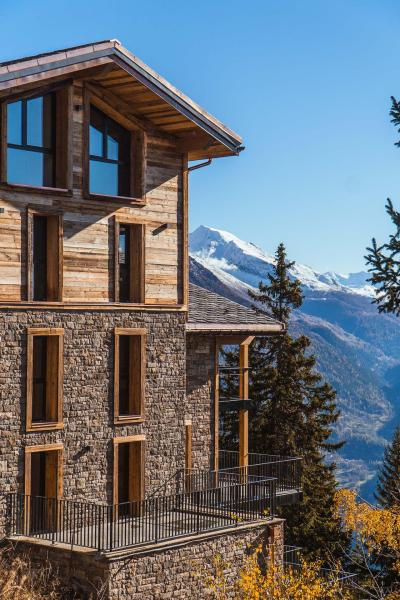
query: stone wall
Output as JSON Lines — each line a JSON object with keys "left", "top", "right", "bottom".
{"left": 0, "top": 309, "right": 186, "bottom": 536}
{"left": 10, "top": 520, "right": 284, "bottom": 599}
{"left": 185, "top": 334, "right": 215, "bottom": 471}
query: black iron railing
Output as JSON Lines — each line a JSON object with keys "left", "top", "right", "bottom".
{"left": 7, "top": 476, "right": 276, "bottom": 552}
{"left": 218, "top": 450, "right": 302, "bottom": 495}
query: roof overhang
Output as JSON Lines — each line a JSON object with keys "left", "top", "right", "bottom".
{"left": 186, "top": 323, "right": 285, "bottom": 334}
{"left": 0, "top": 40, "right": 244, "bottom": 160}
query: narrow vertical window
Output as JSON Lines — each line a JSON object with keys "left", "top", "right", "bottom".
{"left": 27, "top": 328, "right": 64, "bottom": 430}
{"left": 32, "top": 216, "right": 47, "bottom": 301}
{"left": 7, "top": 94, "right": 55, "bottom": 187}
{"left": 114, "top": 329, "right": 146, "bottom": 423}
{"left": 118, "top": 224, "right": 130, "bottom": 303}
{"left": 24, "top": 444, "right": 63, "bottom": 534}
{"left": 32, "top": 336, "right": 47, "bottom": 422}
{"left": 115, "top": 222, "right": 145, "bottom": 303}
{"left": 29, "top": 212, "right": 62, "bottom": 302}
{"left": 113, "top": 436, "right": 145, "bottom": 515}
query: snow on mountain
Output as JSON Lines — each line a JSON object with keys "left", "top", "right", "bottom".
{"left": 190, "top": 225, "right": 375, "bottom": 297}
{"left": 189, "top": 225, "right": 400, "bottom": 500}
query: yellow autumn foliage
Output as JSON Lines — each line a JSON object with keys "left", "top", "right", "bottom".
{"left": 206, "top": 547, "right": 354, "bottom": 599}
{"left": 335, "top": 488, "right": 400, "bottom": 576}
{"left": 238, "top": 551, "right": 353, "bottom": 600}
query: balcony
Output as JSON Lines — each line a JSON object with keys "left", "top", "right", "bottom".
{"left": 219, "top": 450, "right": 302, "bottom": 506}
{"left": 6, "top": 457, "right": 301, "bottom": 553}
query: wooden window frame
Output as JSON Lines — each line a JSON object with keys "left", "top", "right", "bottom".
{"left": 114, "top": 217, "right": 145, "bottom": 303}
{"left": 83, "top": 86, "right": 146, "bottom": 205}
{"left": 24, "top": 443, "right": 63, "bottom": 499}
{"left": 114, "top": 327, "right": 146, "bottom": 425}
{"left": 0, "top": 82, "right": 73, "bottom": 193}
{"left": 113, "top": 435, "right": 145, "bottom": 507}
{"left": 26, "top": 327, "right": 64, "bottom": 432}
{"left": 27, "top": 207, "right": 63, "bottom": 302}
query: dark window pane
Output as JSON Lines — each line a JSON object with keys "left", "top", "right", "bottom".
{"left": 32, "top": 336, "right": 47, "bottom": 422}
{"left": 118, "top": 443, "right": 130, "bottom": 506}
{"left": 31, "top": 452, "right": 46, "bottom": 497}
{"left": 90, "top": 125, "right": 103, "bottom": 157}
{"left": 89, "top": 160, "right": 119, "bottom": 196}
{"left": 33, "top": 216, "right": 47, "bottom": 301}
{"left": 7, "top": 101, "right": 22, "bottom": 145}
{"left": 119, "top": 225, "right": 130, "bottom": 302}
{"left": 27, "top": 97, "right": 43, "bottom": 147}
{"left": 119, "top": 336, "right": 130, "bottom": 415}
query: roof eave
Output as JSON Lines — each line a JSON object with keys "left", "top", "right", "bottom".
{"left": 186, "top": 323, "right": 285, "bottom": 334}
{"left": 0, "top": 43, "right": 243, "bottom": 157}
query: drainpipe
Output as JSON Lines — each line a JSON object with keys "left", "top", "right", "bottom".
{"left": 188, "top": 158, "right": 212, "bottom": 173}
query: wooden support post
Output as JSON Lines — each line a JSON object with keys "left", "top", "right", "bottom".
{"left": 239, "top": 337, "right": 255, "bottom": 472}
{"left": 213, "top": 338, "right": 220, "bottom": 472}
{"left": 185, "top": 419, "right": 192, "bottom": 492}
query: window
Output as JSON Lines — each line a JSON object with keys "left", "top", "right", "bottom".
{"left": 113, "top": 435, "right": 145, "bottom": 515}
{"left": 114, "top": 328, "right": 146, "bottom": 424}
{"left": 89, "top": 106, "right": 130, "bottom": 197}
{"left": 115, "top": 221, "right": 145, "bottom": 303}
{"left": 28, "top": 211, "right": 63, "bottom": 302}
{"left": 26, "top": 328, "right": 64, "bottom": 431}
{"left": 1, "top": 87, "right": 71, "bottom": 190}
{"left": 24, "top": 444, "right": 63, "bottom": 533}
{"left": 6, "top": 94, "right": 55, "bottom": 187}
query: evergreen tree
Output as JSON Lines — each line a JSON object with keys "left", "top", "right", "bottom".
{"left": 247, "top": 243, "right": 348, "bottom": 561}
{"left": 365, "top": 97, "right": 400, "bottom": 315}
{"left": 376, "top": 425, "right": 400, "bottom": 508}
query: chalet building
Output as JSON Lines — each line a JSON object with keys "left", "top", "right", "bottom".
{"left": 0, "top": 41, "right": 302, "bottom": 598}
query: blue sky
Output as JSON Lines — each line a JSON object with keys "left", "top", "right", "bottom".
{"left": 1, "top": 0, "right": 400, "bottom": 272}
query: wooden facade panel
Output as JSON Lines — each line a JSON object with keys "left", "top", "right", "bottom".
{"left": 0, "top": 74, "right": 185, "bottom": 306}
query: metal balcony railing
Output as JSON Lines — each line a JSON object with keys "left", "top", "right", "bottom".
{"left": 6, "top": 474, "right": 277, "bottom": 552}
{"left": 218, "top": 450, "right": 302, "bottom": 500}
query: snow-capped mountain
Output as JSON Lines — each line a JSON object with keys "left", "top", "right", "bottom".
{"left": 189, "top": 225, "right": 400, "bottom": 500}
{"left": 190, "top": 225, "right": 374, "bottom": 297}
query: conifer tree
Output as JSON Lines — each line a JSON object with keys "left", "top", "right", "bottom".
{"left": 376, "top": 425, "right": 400, "bottom": 508}
{"left": 366, "top": 97, "right": 400, "bottom": 314}
{"left": 247, "top": 243, "right": 348, "bottom": 561}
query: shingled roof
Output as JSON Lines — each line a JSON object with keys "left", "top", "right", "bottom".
{"left": 187, "top": 284, "right": 283, "bottom": 334}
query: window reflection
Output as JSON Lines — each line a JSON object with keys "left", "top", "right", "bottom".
{"left": 6, "top": 93, "right": 55, "bottom": 187}
{"left": 89, "top": 106, "right": 130, "bottom": 197}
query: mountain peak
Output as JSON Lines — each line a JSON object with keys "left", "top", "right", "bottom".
{"left": 190, "top": 225, "right": 374, "bottom": 297}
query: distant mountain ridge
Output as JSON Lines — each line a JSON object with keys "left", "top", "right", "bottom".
{"left": 189, "top": 225, "right": 400, "bottom": 499}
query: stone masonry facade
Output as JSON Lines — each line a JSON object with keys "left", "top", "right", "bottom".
{"left": 185, "top": 334, "right": 215, "bottom": 471}
{"left": 10, "top": 520, "right": 284, "bottom": 599}
{"left": 0, "top": 309, "right": 186, "bottom": 536}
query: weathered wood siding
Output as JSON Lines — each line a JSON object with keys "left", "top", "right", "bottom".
{"left": 0, "top": 81, "right": 184, "bottom": 305}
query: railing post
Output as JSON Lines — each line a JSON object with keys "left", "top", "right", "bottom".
{"left": 97, "top": 505, "right": 102, "bottom": 553}
{"left": 109, "top": 505, "right": 114, "bottom": 552}
{"left": 196, "top": 490, "right": 200, "bottom": 534}
{"left": 155, "top": 498, "right": 159, "bottom": 543}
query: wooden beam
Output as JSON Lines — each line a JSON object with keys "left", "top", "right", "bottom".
{"left": 214, "top": 338, "right": 220, "bottom": 472}
{"left": 238, "top": 336, "right": 254, "bottom": 469}
{"left": 85, "top": 81, "right": 176, "bottom": 140}
{"left": 181, "top": 153, "right": 189, "bottom": 307}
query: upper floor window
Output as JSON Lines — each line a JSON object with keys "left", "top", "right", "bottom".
{"left": 7, "top": 94, "right": 55, "bottom": 187}
{"left": 89, "top": 106, "right": 130, "bottom": 197}
{"left": 27, "top": 210, "right": 63, "bottom": 302}
{"left": 115, "top": 221, "right": 145, "bottom": 303}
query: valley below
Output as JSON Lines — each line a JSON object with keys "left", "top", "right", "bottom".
{"left": 189, "top": 225, "right": 400, "bottom": 500}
